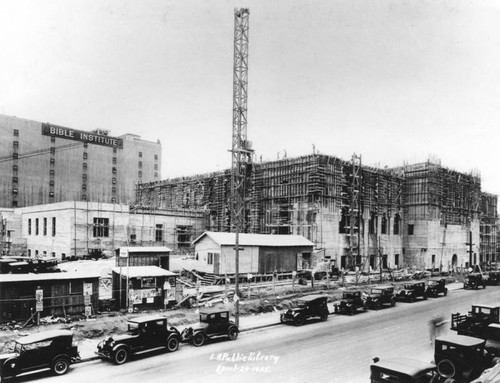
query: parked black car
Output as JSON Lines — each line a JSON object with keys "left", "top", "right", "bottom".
{"left": 96, "top": 315, "right": 181, "bottom": 365}
{"left": 0, "top": 330, "right": 79, "bottom": 379}
{"left": 370, "top": 357, "right": 440, "bottom": 383}
{"left": 181, "top": 308, "right": 239, "bottom": 347}
{"left": 425, "top": 278, "right": 448, "bottom": 298}
{"left": 486, "top": 271, "right": 500, "bottom": 286}
{"left": 334, "top": 291, "right": 367, "bottom": 315}
{"left": 464, "top": 273, "right": 486, "bottom": 289}
{"left": 280, "top": 295, "right": 329, "bottom": 326}
{"left": 366, "top": 286, "right": 396, "bottom": 310}
{"left": 451, "top": 304, "right": 500, "bottom": 339}
{"left": 434, "top": 334, "right": 497, "bottom": 381}
{"left": 396, "top": 281, "right": 427, "bottom": 302}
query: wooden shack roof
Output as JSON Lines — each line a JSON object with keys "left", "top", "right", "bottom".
{"left": 0, "top": 271, "right": 100, "bottom": 283}
{"left": 193, "top": 231, "right": 315, "bottom": 247}
{"left": 112, "top": 266, "right": 177, "bottom": 278}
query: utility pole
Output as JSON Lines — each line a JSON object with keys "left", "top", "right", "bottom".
{"left": 230, "top": 8, "right": 252, "bottom": 328}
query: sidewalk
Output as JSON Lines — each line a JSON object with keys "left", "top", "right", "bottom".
{"left": 77, "top": 282, "right": 464, "bottom": 362}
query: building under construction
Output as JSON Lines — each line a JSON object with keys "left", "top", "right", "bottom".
{"left": 135, "top": 154, "right": 497, "bottom": 272}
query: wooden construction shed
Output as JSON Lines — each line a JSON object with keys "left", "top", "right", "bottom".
{"left": 192, "top": 232, "right": 315, "bottom": 275}
{"left": 112, "top": 266, "right": 178, "bottom": 310}
{"left": 115, "top": 246, "right": 172, "bottom": 269}
{"left": 0, "top": 272, "right": 99, "bottom": 323}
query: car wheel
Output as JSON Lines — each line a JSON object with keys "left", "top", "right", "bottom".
{"left": 444, "top": 289, "right": 448, "bottom": 296}
{"left": 423, "top": 294, "right": 428, "bottom": 300}
{"left": 320, "top": 312, "right": 328, "bottom": 321}
{"left": 167, "top": 335, "right": 180, "bottom": 352}
{"left": 228, "top": 327, "right": 239, "bottom": 340}
{"left": 437, "top": 359, "right": 458, "bottom": 379}
{"left": 113, "top": 347, "right": 129, "bottom": 365}
{"left": 375, "top": 301, "right": 382, "bottom": 310}
{"left": 192, "top": 332, "right": 206, "bottom": 347}
{"left": 52, "top": 357, "right": 69, "bottom": 376}
{"left": 349, "top": 307, "right": 354, "bottom": 316}
{"left": 294, "top": 315, "right": 305, "bottom": 326}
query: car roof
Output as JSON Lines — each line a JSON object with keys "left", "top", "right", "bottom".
{"left": 16, "top": 330, "right": 73, "bottom": 344}
{"left": 404, "top": 281, "right": 424, "bottom": 285}
{"left": 297, "top": 294, "right": 328, "bottom": 302}
{"left": 371, "top": 285, "right": 393, "bottom": 290}
{"left": 199, "top": 307, "right": 229, "bottom": 315}
{"left": 472, "top": 304, "right": 500, "bottom": 310}
{"left": 128, "top": 315, "right": 168, "bottom": 324}
{"left": 428, "top": 277, "right": 445, "bottom": 281}
{"left": 372, "top": 358, "right": 436, "bottom": 376}
{"left": 436, "top": 334, "right": 485, "bottom": 347}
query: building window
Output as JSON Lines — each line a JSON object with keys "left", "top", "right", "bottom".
{"left": 83, "top": 163, "right": 87, "bottom": 170}
{"left": 155, "top": 224, "right": 163, "bottom": 242}
{"left": 113, "top": 147, "right": 117, "bottom": 153}
{"left": 154, "top": 154, "right": 158, "bottom": 160}
{"left": 35, "top": 218, "right": 39, "bottom": 235}
{"left": 82, "top": 194, "right": 87, "bottom": 201}
{"left": 207, "top": 253, "right": 214, "bottom": 265}
{"left": 408, "top": 224, "right": 414, "bottom": 235}
{"left": 432, "top": 254, "right": 436, "bottom": 266}
{"left": 82, "top": 174, "right": 87, "bottom": 182}
{"left": 395, "top": 254, "right": 400, "bottom": 267}
{"left": 141, "top": 277, "right": 156, "bottom": 288}
{"left": 13, "top": 164, "right": 18, "bottom": 172}
{"left": 50, "top": 169, "right": 55, "bottom": 176}
{"left": 381, "top": 214, "right": 387, "bottom": 235}
{"left": 154, "top": 164, "right": 158, "bottom": 170}
{"left": 369, "top": 212, "right": 377, "bottom": 235}
{"left": 12, "top": 188, "right": 18, "bottom": 195}
{"left": 138, "top": 171, "right": 142, "bottom": 178}
{"left": 82, "top": 184, "right": 87, "bottom": 191}
{"left": 50, "top": 158, "right": 55, "bottom": 165}
{"left": 50, "top": 180, "right": 55, "bottom": 187}
{"left": 12, "top": 153, "right": 18, "bottom": 159}
{"left": 112, "top": 167, "right": 117, "bottom": 174}
{"left": 83, "top": 152, "right": 88, "bottom": 160}
{"left": 50, "top": 147, "right": 55, "bottom": 154}
{"left": 13, "top": 141, "right": 19, "bottom": 148}
{"left": 69, "top": 281, "right": 83, "bottom": 295}
{"left": 93, "top": 217, "right": 110, "bottom": 237}
{"left": 393, "top": 214, "right": 401, "bottom": 235}
{"left": 112, "top": 177, "right": 117, "bottom": 184}
{"left": 13, "top": 129, "right": 19, "bottom": 136}
{"left": 11, "top": 200, "right": 18, "bottom": 207}
{"left": 28, "top": 219, "right": 31, "bottom": 235}
{"left": 52, "top": 217, "right": 56, "bottom": 236}
{"left": 112, "top": 157, "right": 117, "bottom": 164}
{"left": 111, "top": 197, "right": 116, "bottom": 203}
{"left": 111, "top": 186, "right": 116, "bottom": 193}
{"left": 12, "top": 176, "right": 18, "bottom": 183}
{"left": 138, "top": 152, "right": 142, "bottom": 158}
{"left": 43, "top": 218, "right": 47, "bottom": 236}
{"left": 83, "top": 142, "right": 88, "bottom": 148}
{"left": 154, "top": 172, "right": 158, "bottom": 178}
{"left": 49, "top": 191, "right": 54, "bottom": 198}
{"left": 28, "top": 249, "right": 31, "bottom": 257}
{"left": 50, "top": 136, "right": 55, "bottom": 143}
{"left": 51, "top": 252, "right": 56, "bottom": 258}
{"left": 138, "top": 161, "right": 142, "bottom": 168}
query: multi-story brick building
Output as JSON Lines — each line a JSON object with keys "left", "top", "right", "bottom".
{"left": 0, "top": 114, "right": 161, "bottom": 208}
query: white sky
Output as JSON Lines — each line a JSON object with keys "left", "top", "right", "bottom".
{"left": 1, "top": 0, "right": 500, "bottom": 194}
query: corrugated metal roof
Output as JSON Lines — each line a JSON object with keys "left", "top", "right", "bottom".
{"left": 0, "top": 271, "right": 100, "bottom": 283}
{"left": 111, "top": 266, "right": 177, "bottom": 278}
{"left": 193, "top": 231, "right": 315, "bottom": 247}
{"left": 116, "top": 246, "right": 172, "bottom": 253}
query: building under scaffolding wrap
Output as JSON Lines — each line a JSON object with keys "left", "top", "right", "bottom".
{"left": 135, "top": 155, "right": 498, "bottom": 272}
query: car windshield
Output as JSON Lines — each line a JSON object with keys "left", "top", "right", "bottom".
{"left": 200, "top": 314, "right": 209, "bottom": 322}
{"left": 428, "top": 280, "right": 437, "bottom": 286}
{"left": 128, "top": 322, "right": 139, "bottom": 333}
{"left": 371, "top": 289, "right": 382, "bottom": 294}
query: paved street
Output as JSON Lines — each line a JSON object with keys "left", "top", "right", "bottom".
{"left": 15, "top": 286, "right": 500, "bottom": 383}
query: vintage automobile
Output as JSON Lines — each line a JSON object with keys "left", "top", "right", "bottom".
{"left": 451, "top": 304, "right": 500, "bottom": 339}
{"left": 471, "top": 359, "right": 500, "bottom": 383}
{"left": 425, "top": 277, "right": 448, "bottom": 298}
{"left": 96, "top": 315, "right": 181, "bottom": 365}
{"left": 334, "top": 290, "right": 367, "bottom": 315}
{"left": 486, "top": 271, "right": 500, "bottom": 286}
{"left": 280, "top": 295, "right": 329, "bottom": 326}
{"left": 180, "top": 308, "right": 239, "bottom": 347}
{"left": 366, "top": 285, "right": 396, "bottom": 310}
{"left": 434, "top": 334, "right": 498, "bottom": 381}
{"left": 370, "top": 357, "right": 440, "bottom": 383}
{"left": 485, "top": 323, "right": 500, "bottom": 357}
{"left": 0, "top": 330, "right": 79, "bottom": 379}
{"left": 464, "top": 273, "right": 486, "bottom": 289}
{"left": 396, "top": 281, "right": 427, "bottom": 302}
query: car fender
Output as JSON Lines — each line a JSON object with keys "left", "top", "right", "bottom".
{"left": 228, "top": 324, "right": 239, "bottom": 334}
{"left": 112, "top": 343, "right": 130, "bottom": 353}
{"left": 51, "top": 354, "right": 70, "bottom": 365}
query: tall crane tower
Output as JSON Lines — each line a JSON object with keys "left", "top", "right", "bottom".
{"left": 230, "top": 8, "right": 252, "bottom": 327}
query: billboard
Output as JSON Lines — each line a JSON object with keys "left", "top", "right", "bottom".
{"left": 42, "top": 123, "right": 123, "bottom": 149}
